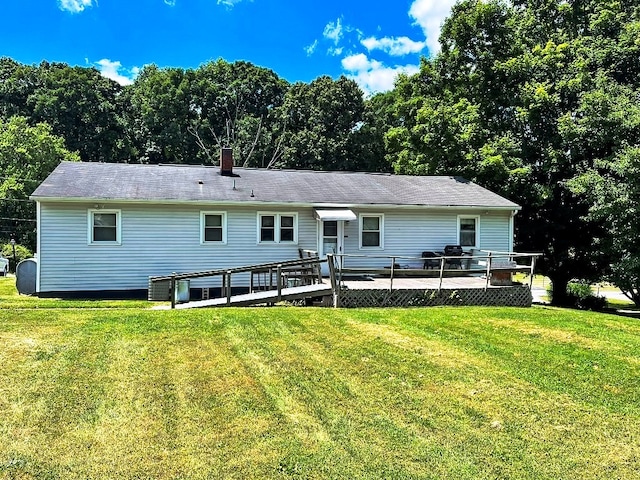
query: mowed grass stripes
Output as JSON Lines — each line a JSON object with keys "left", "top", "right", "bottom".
{"left": 0, "top": 281, "right": 638, "bottom": 478}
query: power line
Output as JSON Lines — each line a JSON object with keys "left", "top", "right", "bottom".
{"left": 0, "top": 217, "right": 36, "bottom": 222}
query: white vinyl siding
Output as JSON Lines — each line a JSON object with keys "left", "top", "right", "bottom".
{"left": 37, "top": 202, "right": 513, "bottom": 293}
{"left": 38, "top": 203, "right": 317, "bottom": 293}
{"left": 341, "top": 209, "right": 512, "bottom": 270}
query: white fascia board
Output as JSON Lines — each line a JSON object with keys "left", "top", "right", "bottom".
{"left": 31, "top": 196, "right": 521, "bottom": 212}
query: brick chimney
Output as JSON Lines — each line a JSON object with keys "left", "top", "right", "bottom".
{"left": 220, "top": 147, "right": 233, "bottom": 176}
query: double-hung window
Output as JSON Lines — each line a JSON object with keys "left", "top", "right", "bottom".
{"left": 88, "top": 209, "right": 121, "bottom": 245}
{"left": 359, "top": 214, "right": 384, "bottom": 249}
{"left": 201, "top": 212, "right": 227, "bottom": 244}
{"left": 258, "top": 213, "right": 297, "bottom": 244}
{"left": 458, "top": 216, "right": 479, "bottom": 248}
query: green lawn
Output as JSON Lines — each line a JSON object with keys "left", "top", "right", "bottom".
{"left": 1, "top": 278, "right": 639, "bottom": 479}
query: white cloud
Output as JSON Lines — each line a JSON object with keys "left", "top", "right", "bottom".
{"left": 96, "top": 59, "right": 139, "bottom": 86}
{"left": 409, "top": 0, "right": 457, "bottom": 55}
{"left": 341, "top": 53, "right": 419, "bottom": 95}
{"left": 361, "top": 36, "right": 426, "bottom": 56}
{"left": 217, "top": 0, "right": 244, "bottom": 7}
{"left": 164, "top": 0, "right": 176, "bottom": 6}
{"left": 304, "top": 40, "right": 318, "bottom": 56}
{"left": 328, "top": 46, "right": 343, "bottom": 57}
{"left": 323, "top": 18, "right": 343, "bottom": 45}
{"left": 341, "top": 53, "right": 370, "bottom": 72}
{"left": 58, "top": 0, "right": 93, "bottom": 13}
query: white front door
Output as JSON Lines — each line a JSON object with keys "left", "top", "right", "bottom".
{"left": 319, "top": 220, "right": 344, "bottom": 276}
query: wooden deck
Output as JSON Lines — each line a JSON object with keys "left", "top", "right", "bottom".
{"left": 153, "top": 283, "right": 332, "bottom": 309}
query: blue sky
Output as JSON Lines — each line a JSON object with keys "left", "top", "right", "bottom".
{"left": 1, "top": 0, "right": 457, "bottom": 94}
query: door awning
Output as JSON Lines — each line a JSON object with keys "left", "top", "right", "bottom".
{"left": 313, "top": 209, "right": 357, "bottom": 222}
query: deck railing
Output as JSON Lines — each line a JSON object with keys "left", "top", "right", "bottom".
{"left": 327, "top": 250, "right": 541, "bottom": 293}
{"left": 149, "top": 250, "right": 540, "bottom": 309}
{"left": 150, "top": 254, "right": 325, "bottom": 309}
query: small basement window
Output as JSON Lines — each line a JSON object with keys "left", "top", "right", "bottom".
{"left": 88, "top": 209, "right": 121, "bottom": 244}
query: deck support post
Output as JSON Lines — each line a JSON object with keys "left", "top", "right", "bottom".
{"left": 226, "top": 271, "right": 232, "bottom": 305}
{"left": 529, "top": 256, "right": 537, "bottom": 290}
{"left": 485, "top": 252, "right": 493, "bottom": 291}
{"left": 276, "top": 265, "right": 283, "bottom": 302}
{"left": 170, "top": 272, "right": 176, "bottom": 309}
{"left": 316, "top": 256, "right": 323, "bottom": 284}
{"left": 327, "top": 254, "right": 339, "bottom": 307}
{"left": 438, "top": 257, "right": 445, "bottom": 291}
{"left": 390, "top": 257, "right": 395, "bottom": 293}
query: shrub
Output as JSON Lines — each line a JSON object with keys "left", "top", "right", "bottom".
{"left": 566, "top": 280, "right": 607, "bottom": 311}
{"left": 547, "top": 280, "right": 607, "bottom": 310}
{"left": 1, "top": 243, "right": 33, "bottom": 272}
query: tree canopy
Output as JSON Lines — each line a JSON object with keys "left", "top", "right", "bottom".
{"left": 387, "top": 0, "right": 640, "bottom": 305}
{"left": 0, "top": 116, "right": 79, "bottom": 246}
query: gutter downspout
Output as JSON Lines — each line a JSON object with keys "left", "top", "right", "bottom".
{"left": 509, "top": 209, "right": 517, "bottom": 252}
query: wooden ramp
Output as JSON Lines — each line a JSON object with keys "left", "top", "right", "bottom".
{"left": 154, "top": 283, "right": 333, "bottom": 310}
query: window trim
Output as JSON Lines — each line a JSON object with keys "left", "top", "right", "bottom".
{"left": 200, "top": 211, "right": 227, "bottom": 245}
{"left": 87, "top": 209, "right": 121, "bottom": 245}
{"left": 359, "top": 213, "right": 384, "bottom": 250}
{"left": 257, "top": 212, "right": 298, "bottom": 244}
{"left": 457, "top": 215, "right": 480, "bottom": 249}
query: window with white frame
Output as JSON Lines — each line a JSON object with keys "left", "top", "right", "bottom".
{"left": 201, "top": 212, "right": 227, "bottom": 244}
{"left": 360, "top": 214, "right": 383, "bottom": 248}
{"left": 88, "top": 209, "right": 121, "bottom": 244}
{"left": 458, "top": 216, "right": 479, "bottom": 248}
{"left": 258, "top": 213, "right": 297, "bottom": 243}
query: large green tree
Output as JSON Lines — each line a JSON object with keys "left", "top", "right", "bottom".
{"left": 190, "top": 59, "right": 290, "bottom": 168}
{"left": 388, "top": 0, "right": 640, "bottom": 305}
{"left": 125, "top": 60, "right": 290, "bottom": 166}
{"left": 568, "top": 82, "right": 640, "bottom": 305}
{"left": 0, "top": 57, "right": 38, "bottom": 119}
{"left": 124, "top": 64, "right": 198, "bottom": 164}
{"left": 0, "top": 59, "right": 129, "bottom": 163}
{"left": 276, "top": 76, "right": 372, "bottom": 171}
{"left": 0, "top": 116, "right": 79, "bottom": 249}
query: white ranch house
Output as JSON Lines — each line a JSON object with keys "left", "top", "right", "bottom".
{"left": 30, "top": 154, "right": 520, "bottom": 297}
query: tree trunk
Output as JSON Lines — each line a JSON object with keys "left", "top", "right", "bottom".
{"left": 549, "top": 274, "right": 572, "bottom": 306}
{"left": 630, "top": 290, "right": 640, "bottom": 308}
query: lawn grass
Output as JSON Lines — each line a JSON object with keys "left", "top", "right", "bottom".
{"left": 1, "top": 278, "right": 639, "bottom": 479}
{"left": 0, "top": 275, "right": 156, "bottom": 309}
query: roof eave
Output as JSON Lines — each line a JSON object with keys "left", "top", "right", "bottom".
{"left": 30, "top": 196, "right": 521, "bottom": 211}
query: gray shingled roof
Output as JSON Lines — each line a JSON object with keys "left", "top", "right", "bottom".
{"left": 31, "top": 162, "right": 520, "bottom": 209}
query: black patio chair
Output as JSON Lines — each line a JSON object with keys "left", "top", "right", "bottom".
{"left": 444, "top": 245, "right": 464, "bottom": 269}
{"left": 421, "top": 251, "right": 440, "bottom": 269}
